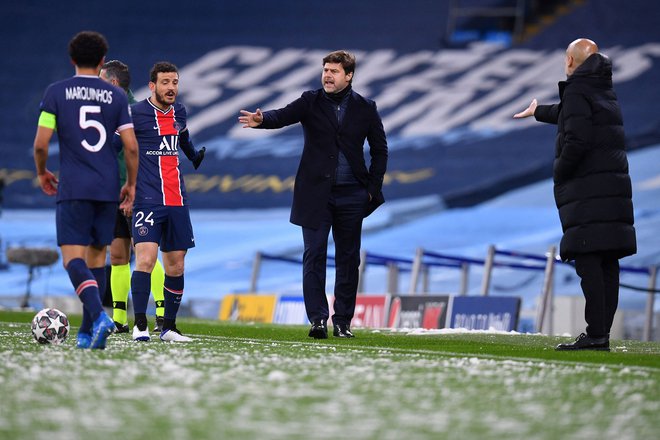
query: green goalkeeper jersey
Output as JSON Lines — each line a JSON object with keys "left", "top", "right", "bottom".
{"left": 117, "top": 89, "right": 137, "bottom": 186}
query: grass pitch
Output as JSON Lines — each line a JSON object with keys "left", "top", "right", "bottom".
{"left": 1, "top": 310, "right": 658, "bottom": 440}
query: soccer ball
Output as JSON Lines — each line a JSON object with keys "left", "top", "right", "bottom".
{"left": 31, "top": 308, "right": 70, "bottom": 345}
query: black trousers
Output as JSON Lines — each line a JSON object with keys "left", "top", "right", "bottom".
{"left": 301, "top": 185, "right": 367, "bottom": 325}
{"left": 573, "top": 252, "right": 620, "bottom": 338}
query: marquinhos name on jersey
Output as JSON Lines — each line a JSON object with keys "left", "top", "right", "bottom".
{"left": 132, "top": 98, "right": 189, "bottom": 207}
{"left": 64, "top": 86, "right": 115, "bottom": 103}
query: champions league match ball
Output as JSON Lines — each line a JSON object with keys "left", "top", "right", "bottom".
{"left": 31, "top": 308, "right": 70, "bottom": 345}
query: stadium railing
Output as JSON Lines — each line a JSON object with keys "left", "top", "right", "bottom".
{"left": 251, "top": 251, "right": 416, "bottom": 296}
{"left": 251, "top": 246, "right": 658, "bottom": 341}
{"left": 410, "top": 245, "right": 657, "bottom": 341}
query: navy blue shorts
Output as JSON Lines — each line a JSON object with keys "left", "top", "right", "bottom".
{"left": 56, "top": 200, "right": 118, "bottom": 246}
{"left": 132, "top": 205, "right": 195, "bottom": 252}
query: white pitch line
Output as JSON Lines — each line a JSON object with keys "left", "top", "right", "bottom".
{"left": 190, "top": 333, "right": 660, "bottom": 374}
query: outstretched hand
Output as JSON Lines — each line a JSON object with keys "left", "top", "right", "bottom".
{"left": 513, "top": 99, "right": 538, "bottom": 119}
{"left": 238, "top": 109, "right": 263, "bottom": 128}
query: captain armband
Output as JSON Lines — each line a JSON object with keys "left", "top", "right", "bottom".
{"left": 38, "top": 111, "right": 57, "bottom": 130}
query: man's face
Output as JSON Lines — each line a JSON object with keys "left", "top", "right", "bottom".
{"left": 99, "top": 69, "right": 117, "bottom": 86}
{"left": 150, "top": 71, "right": 178, "bottom": 108}
{"left": 321, "top": 62, "right": 353, "bottom": 94}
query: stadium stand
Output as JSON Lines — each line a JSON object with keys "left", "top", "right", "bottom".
{"left": 1, "top": 0, "right": 659, "bottom": 210}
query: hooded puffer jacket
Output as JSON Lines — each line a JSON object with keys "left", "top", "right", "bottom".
{"left": 534, "top": 53, "right": 636, "bottom": 261}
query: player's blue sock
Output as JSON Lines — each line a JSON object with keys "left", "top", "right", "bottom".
{"left": 78, "top": 267, "right": 106, "bottom": 335}
{"left": 66, "top": 258, "right": 104, "bottom": 326}
{"left": 79, "top": 308, "right": 92, "bottom": 335}
{"left": 131, "top": 270, "right": 151, "bottom": 329}
{"left": 163, "top": 275, "right": 184, "bottom": 330}
{"left": 90, "top": 267, "right": 106, "bottom": 305}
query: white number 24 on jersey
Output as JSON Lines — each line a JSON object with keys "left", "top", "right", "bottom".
{"left": 134, "top": 211, "right": 155, "bottom": 227}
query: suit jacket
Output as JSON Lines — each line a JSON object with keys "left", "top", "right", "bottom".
{"left": 259, "top": 88, "right": 388, "bottom": 228}
{"left": 534, "top": 53, "right": 636, "bottom": 261}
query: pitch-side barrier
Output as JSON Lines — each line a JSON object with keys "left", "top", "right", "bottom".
{"left": 251, "top": 247, "right": 658, "bottom": 341}
{"left": 410, "top": 245, "right": 657, "bottom": 341}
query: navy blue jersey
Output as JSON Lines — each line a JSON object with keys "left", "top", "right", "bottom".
{"left": 131, "top": 99, "right": 188, "bottom": 207}
{"left": 39, "top": 75, "right": 133, "bottom": 202}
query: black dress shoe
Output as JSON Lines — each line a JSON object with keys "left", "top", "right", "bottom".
{"left": 555, "top": 333, "right": 610, "bottom": 351}
{"left": 308, "top": 320, "right": 328, "bottom": 339}
{"left": 333, "top": 323, "right": 354, "bottom": 338}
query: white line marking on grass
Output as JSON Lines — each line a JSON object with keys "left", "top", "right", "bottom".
{"left": 190, "top": 333, "right": 660, "bottom": 374}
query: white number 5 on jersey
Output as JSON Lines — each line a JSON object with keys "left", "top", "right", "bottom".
{"left": 79, "top": 105, "right": 107, "bottom": 152}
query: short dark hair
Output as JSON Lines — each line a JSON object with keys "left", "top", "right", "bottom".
{"left": 68, "top": 31, "right": 108, "bottom": 68}
{"left": 322, "top": 50, "right": 356, "bottom": 76}
{"left": 150, "top": 61, "right": 178, "bottom": 83}
{"left": 102, "top": 60, "right": 131, "bottom": 91}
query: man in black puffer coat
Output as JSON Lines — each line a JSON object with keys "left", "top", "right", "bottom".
{"left": 514, "top": 38, "right": 636, "bottom": 351}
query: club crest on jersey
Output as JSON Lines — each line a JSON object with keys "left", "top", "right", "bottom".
{"left": 138, "top": 226, "right": 149, "bottom": 236}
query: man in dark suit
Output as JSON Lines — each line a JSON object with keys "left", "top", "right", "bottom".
{"left": 239, "top": 50, "right": 388, "bottom": 339}
{"left": 514, "top": 38, "right": 636, "bottom": 351}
